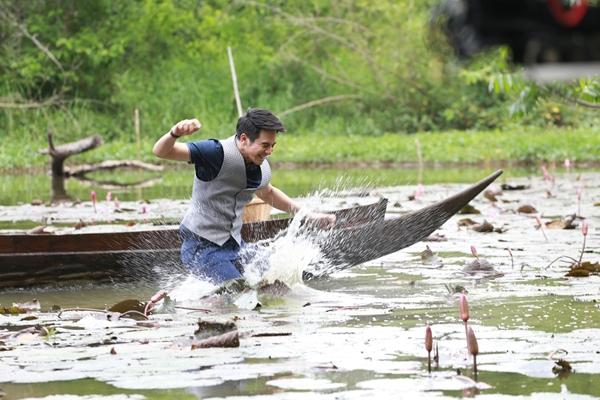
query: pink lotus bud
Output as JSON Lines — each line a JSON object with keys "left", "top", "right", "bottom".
{"left": 466, "top": 326, "right": 479, "bottom": 356}
{"left": 425, "top": 325, "right": 433, "bottom": 352}
{"left": 150, "top": 289, "right": 167, "bottom": 304}
{"left": 91, "top": 191, "right": 97, "bottom": 213}
{"left": 582, "top": 221, "right": 588, "bottom": 237}
{"left": 470, "top": 245, "right": 478, "bottom": 259}
{"left": 106, "top": 192, "right": 112, "bottom": 202}
{"left": 564, "top": 159, "right": 571, "bottom": 169}
{"left": 460, "top": 293, "right": 469, "bottom": 322}
{"left": 541, "top": 164, "right": 549, "bottom": 180}
{"left": 416, "top": 184, "right": 425, "bottom": 197}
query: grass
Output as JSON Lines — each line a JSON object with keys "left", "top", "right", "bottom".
{"left": 2, "top": 126, "right": 599, "bottom": 170}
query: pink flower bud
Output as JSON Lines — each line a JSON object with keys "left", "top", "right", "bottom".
{"left": 582, "top": 221, "right": 588, "bottom": 236}
{"left": 460, "top": 293, "right": 470, "bottom": 323}
{"left": 150, "top": 289, "right": 167, "bottom": 304}
{"left": 425, "top": 325, "right": 433, "bottom": 352}
{"left": 541, "top": 164, "right": 549, "bottom": 180}
{"left": 106, "top": 192, "right": 112, "bottom": 202}
{"left": 114, "top": 197, "right": 120, "bottom": 209}
{"left": 91, "top": 191, "right": 97, "bottom": 213}
{"left": 467, "top": 326, "right": 479, "bottom": 356}
{"left": 564, "top": 159, "right": 571, "bottom": 169}
{"left": 470, "top": 245, "right": 478, "bottom": 259}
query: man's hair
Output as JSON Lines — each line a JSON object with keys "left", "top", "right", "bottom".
{"left": 235, "top": 108, "right": 285, "bottom": 141}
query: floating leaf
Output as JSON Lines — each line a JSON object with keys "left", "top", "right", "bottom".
{"left": 517, "top": 205, "right": 537, "bottom": 214}
{"left": 458, "top": 204, "right": 481, "bottom": 215}
{"left": 546, "top": 215, "right": 576, "bottom": 230}
{"left": 108, "top": 299, "right": 145, "bottom": 314}
{"left": 483, "top": 190, "right": 499, "bottom": 202}
{"left": 565, "top": 268, "right": 589, "bottom": 277}
{"left": 458, "top": 218, "right": 478, "bottom": 227}
{"left": 195, "top": 319, "right": 237, "bottom": 340}
{"left": 471, "top": 220, "right": 494, "bottom": 233}
{"left": 501, "top": 183, "right": 530, "bottom": 191}
{"left": 258, "top": 280, "right": 291, "bottom": 297}
{"left": 191, "top": 330, "right": 239, "bottom": 349}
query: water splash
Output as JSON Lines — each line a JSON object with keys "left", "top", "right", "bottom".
{"left": 243, "top": 205, "right": 330, "bottom": 287}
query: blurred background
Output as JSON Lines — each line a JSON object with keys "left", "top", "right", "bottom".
{"left": 0, "top": 0, "right": 599, "bottom": 191}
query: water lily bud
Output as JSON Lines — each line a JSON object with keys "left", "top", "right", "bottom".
{"left": 425, "top": 325, "right": 433, "bottom": 352}
{"left": 460, "top": 293, "right": 470, "bottom": 322}
{"left": 564, "top": 159, "right": 571, "bottom": 169}
{"left": 582, "top": 221, "right": 588, "bottom": 237}
{"left": 91, "top": 191, "right": 97, "bottom": 203}
{"left": 470, "top": 245, "right": 478, "bottom": 259}
{"left": 150, "top": 289, "right": 167, "bottom": 304}
{"left": 467, "top": 326, "right": 479, "bottom": 356}
{"left": 541, "top": 164, "right": 549, "bottom": 180}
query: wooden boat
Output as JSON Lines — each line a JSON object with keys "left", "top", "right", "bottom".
{"left": 0, "top": 199, "right": 387, "bottom": 288}
{"left": 0, "top": 170, "right": 502, "bottom": 288}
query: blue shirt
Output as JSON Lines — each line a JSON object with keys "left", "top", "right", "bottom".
{"left": 187, "top": 139, "right": 262, "bottom": 188}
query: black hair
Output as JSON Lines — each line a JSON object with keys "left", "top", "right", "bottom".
{"left": 235, "top": 108, "right": 285, "bottom": 141}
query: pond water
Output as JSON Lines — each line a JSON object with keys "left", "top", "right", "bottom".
{"left": 1, "top": 167, "right": 599, "bottom": 399}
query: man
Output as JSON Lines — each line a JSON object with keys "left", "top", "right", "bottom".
{"left": 153, "top": 108, "right": 334, "bottom": 284}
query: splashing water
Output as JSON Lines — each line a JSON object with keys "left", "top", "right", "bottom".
{"left": 243, "top": 205, "right": 331, "bottom": 287}
{"left": 166, "top": 274, "right": 218, "bottom": 304}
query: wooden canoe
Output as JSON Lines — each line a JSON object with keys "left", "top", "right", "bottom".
{"left": 0, "top": 199, "right": 387, "bottom": 288}
{"left": 0, "top": 170, "right": 502, "bottom": 287}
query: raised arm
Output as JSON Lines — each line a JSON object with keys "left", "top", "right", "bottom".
{"left": 152, "top": 118, "right": 201, "bottom": 162}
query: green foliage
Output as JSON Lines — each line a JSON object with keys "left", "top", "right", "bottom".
{"left": 0, "top": 0, "right": 599, "bottom": 143}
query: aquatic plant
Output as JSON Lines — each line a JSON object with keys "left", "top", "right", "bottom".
{"left": 546, "top": 220, "right": 596, "bottom": 276}
{"left": 144, "top": 289, "right": 168, "bottom": 316}
{"left": 460, "top": 293, "right": 470, "bottom": 323}
{"left": 90, "top": 191, "right": 97, "bottom": 213}
{"left": 577, "top": 221, "right": 589, "bottom": 267}
{"left": 466, "top": 326, "right": 479, "bottom": 378}
{"left": 541, "top": 163, "right": 555, "bottom": 190}
{"left": 576, "top": 186, "right": 583, "bottom": 214}
{"left": 425, "top": 325, "right": 433, "bottom": 373}
{"left": 534, "top": 215, "right": 549, "bottom": 241}
{"left": 470, "top": 246, "right": 479, "bottom": 262}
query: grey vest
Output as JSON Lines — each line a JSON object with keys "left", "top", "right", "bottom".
{"left": 181, "top": 135, "right": 271, "bottom": 245}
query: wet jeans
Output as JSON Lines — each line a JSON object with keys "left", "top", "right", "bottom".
{"left": 179, "top": 225, "right": 267, "bottom": 285}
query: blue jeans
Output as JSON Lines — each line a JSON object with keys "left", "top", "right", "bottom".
{"left": 179, "top": 225, "right": 267, "bottom": 285}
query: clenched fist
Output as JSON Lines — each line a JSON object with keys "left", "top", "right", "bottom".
{"left": 170, "top": 118, "right": 201, "bottom": 137}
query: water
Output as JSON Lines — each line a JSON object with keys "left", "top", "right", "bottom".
{"left": 1, "top": 168, "right": 600, "bottom": 399}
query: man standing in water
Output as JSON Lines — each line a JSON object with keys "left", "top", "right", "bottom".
{"left": 153, "top": 108, "right": 334, "bottom": 284}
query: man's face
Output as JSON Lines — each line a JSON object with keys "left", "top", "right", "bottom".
{"left": 239, "top": 130, "right": 277, "bottom": 165}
